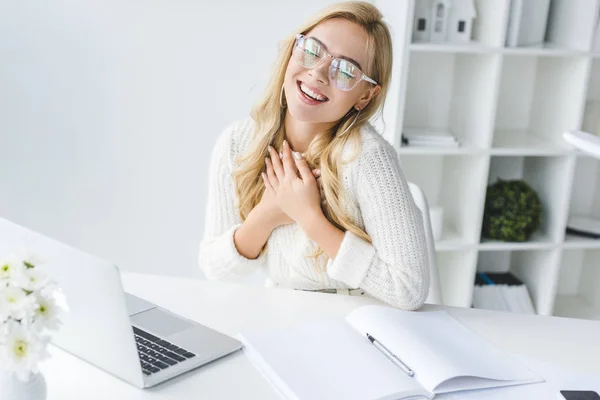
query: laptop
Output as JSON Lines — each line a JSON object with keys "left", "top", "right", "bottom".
{"left": 0, "top": 216, "right": 242, "bottom": 388}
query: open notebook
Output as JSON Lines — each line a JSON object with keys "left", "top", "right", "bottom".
{"left": 237, "top": 305, "right": 543, "bottom": 400}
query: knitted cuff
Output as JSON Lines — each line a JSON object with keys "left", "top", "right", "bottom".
{"left": 202, "top": 223, "right": 267, "bottom": 279}
{"left": 326, "top": 231, "right": 375, "bottom": 287}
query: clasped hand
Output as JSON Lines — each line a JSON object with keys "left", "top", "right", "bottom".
{"left": 260, "top": 140, "right": 323, "bottom": 228}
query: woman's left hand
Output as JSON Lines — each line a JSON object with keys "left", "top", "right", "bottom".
{"left": 264, "top": 140, "right": 322, "bottom": 227}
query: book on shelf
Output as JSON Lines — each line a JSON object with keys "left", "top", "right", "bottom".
{"left": 237, "top": 305, "right": 543, "bottom": 400}
{"left": 505, "top": 0, "right": 551, "bottom": 47}
{"left": 473, "top": 272, "right": 536, "bottom": 314}
{"left": 402, "top": 129, "right": 461, "bottom": 148}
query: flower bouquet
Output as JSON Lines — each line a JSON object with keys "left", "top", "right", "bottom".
{"left": 0, "top": 250, "right": 64, "bottom": 383}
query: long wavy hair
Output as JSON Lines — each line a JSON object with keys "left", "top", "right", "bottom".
{"left": 233, "top": 1, "right": 393, "bottom": 267}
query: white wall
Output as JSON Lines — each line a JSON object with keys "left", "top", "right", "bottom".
{"left": 0, "top": 0, "right": 408, "bottom": 279}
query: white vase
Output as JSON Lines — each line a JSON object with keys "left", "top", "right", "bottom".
{"left": 0, "top": 370, "right": 47, "bottom": 400}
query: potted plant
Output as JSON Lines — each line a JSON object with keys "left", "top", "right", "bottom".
{"left": 482, "top": 179, "right": 543, "bottom": 242}
{"left": 0, "top": 250, "right": 65, "bottom": 399}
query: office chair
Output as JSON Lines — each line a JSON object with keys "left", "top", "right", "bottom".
{"left": 407, "top": 182, "right": 443, "bottom": 305}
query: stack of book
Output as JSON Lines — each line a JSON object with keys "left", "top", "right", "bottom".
{"left": 402, "top": 129, "right": 460, "bottom": 148}
{"left": 472, "top": 272, "right": 536, "bottom": 314}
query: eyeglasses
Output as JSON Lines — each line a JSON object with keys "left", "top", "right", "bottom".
{"left": 292, "top": 34, "right": 378, "bottom": 91}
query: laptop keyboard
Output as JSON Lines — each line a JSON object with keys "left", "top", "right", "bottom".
{"left": 133, "top": 326, "right": 197, "bottom": 376}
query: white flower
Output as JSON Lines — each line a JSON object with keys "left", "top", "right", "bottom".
{"left": 0, "top": 249, "right": 63, "bottom": 381}
{"left": 0, "top": 285, "right": 36, "bottom": 321}
{"left": 14, "top": 248, "right": 46, "bottom": 268}
{"left": 32, "top": 293, "right": 62, "bottom": 332}
{"left": 0, "top": 254, "right": 26, "bottom": 282}
{"left": 0, "top": 321, "right": 50, "bottom": 382}
{"left": 15, "top": 268, "right": 50, "bottom": 292}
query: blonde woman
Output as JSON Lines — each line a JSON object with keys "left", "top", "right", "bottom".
{"left": 199, "top": 1, "right": 429, "bottom": 310}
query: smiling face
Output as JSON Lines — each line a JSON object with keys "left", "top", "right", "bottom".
{"left": 283, "top": 18, "right": 379, "bottom": 125}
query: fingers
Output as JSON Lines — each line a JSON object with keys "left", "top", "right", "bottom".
{"left": 267, "top": 145, "right": 285, "bottom": 180}
{"left": 261, "top": 172, "right": 274, "bottom": 192}
{"left": 293, "top": 150, "right": 313, "bottom": 181}
{"left": 281, "top": 140, "right": 298, "bottom": 177}
{"left": 265, "top": 157, "right": 278, "bottom": 189}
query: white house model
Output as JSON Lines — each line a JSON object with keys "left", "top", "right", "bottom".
{"left": 413, "top": 0, "right": 477, "bottom": 43}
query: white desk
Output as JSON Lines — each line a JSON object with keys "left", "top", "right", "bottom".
{"left": 42, "top": 272, "right": 600, "bottom": 400}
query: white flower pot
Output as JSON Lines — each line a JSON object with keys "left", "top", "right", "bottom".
{"left": 0, "top": 371, "right": 47, "bottom": 400}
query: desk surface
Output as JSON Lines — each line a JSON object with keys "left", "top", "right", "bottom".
{"left": 42, "top": 272, "right": 600, "bottom": 400}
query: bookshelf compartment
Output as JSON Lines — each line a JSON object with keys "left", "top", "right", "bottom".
{"left": 483, "top": 155, "right": 572, "bottom": 246}
{"left": 492, "top": 55, "right": 589, "bottom": 154}
{"left": 554, "top": 249, "right": 600, "bottom": 321}
{"left": 399, "top": 154, "right": 488, "bottom": 249}
{"left": 476, "top": 249, "right": 561, "bottom": 315}
{"left": 581, "top": 59, "right": 600, "bottom": 139}
{"left": 564, "top": 156, "right": 600, "bottom": 248}
{"left": 437, "top": 250, "right": 478, "bottom": 308}
{"left": 545, "top": 0, "right": 599, "bottom": 52}
{"left": 501, "top": 0, "right": 598, "bottom": 53}
{"left": 410, "top": 0, "right": 510, "bottom": 48}
{"left": 402, "top": 52, "right": 501, "bottom": 151}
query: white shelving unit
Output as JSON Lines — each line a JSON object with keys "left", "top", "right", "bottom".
{"left": 378, "top": 0, "right": 600, "bottom": 319}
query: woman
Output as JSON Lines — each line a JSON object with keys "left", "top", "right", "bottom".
{"left": 199, "top": 1, "right": 429, "bottom": 310}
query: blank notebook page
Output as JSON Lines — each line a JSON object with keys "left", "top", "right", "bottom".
{"left": 239, "top": 318, "right": 426, "bottom": 400}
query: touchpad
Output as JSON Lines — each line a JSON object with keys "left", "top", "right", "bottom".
{"left": 131, "top": 308, "right": 196, "bottom": 337}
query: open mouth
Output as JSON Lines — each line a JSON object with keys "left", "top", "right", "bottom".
{"left": 297, "top": 80, "right": 329, "bottom": 103}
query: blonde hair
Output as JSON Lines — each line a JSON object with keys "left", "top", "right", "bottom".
{"left": 233, "top": 1, "right": 393, "bottom": 267}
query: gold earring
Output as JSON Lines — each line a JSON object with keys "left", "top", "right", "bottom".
{"left": 338, "top": 108, "right": 361, "bottom": 137}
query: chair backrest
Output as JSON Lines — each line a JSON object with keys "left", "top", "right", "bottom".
{"left": 407, "top": 182, "right": 443, "bottom": 305}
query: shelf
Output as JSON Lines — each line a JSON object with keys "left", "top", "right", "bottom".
{"left": 553, "top": 294, "right": 600, "bottom": 321}
{"left": 487, "top": 156, "right": 573, "bottom": 244}
{"left": 409, "top": 44, "right": 591, "bottom": 57}
{"left": 501, "top": 43, "right": 588, "bottom": 57}
{"left": 490, "top": 130, "right": 574, "bottom": 155}
{"left": 479, "top": 233, "right": 556, "bottom": 251}
{"left": 554, "top": 249, "right": 600, "bottom": 320}
{"left": 434, "top": 226, "right": 472, "bottom": 251}
{"left": 494, "top": 56, "right": 590, "bottom": 151}
{"left": 397, "top": 144, "right": 485, "bottom": 155}
{"left": 476, "top": 249, "right": 562, "bottom": 315}
{"left": 400, "top": 0, "right": 600, "bottom": 318}
{"left": 403, "top": 52, "right": 501, "bottom": 150}
{"left": 399, "top": 155, "right": 489, "bottom": 247}
{"left": 410, "top": 43, "right": 498, "bottom": 54}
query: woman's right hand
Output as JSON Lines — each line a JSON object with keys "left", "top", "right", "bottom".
{"left": 254, "top": 154, "right": 324, "bottom": 229}
{"left": 256, "top": 170, "right": 295, "bottom": 229}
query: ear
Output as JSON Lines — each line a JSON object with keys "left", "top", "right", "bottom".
{"left": 354, "top": 84, "right": 381, "bottom": 110}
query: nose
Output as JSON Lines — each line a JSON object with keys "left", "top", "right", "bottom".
{"left": 308, "top": 56, "right": 332, "bottom": 86}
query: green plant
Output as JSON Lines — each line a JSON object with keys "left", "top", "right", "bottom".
{"left": 482, "top": 179, "right": 543, "bottom": 242}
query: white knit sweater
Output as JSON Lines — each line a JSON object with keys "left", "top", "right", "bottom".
{"left": 198, "top": 118, "right": 430, "bottom": 310}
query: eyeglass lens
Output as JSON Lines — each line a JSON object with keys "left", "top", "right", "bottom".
{"left": 293, "top": 36, "right": 361, "bottom": 91}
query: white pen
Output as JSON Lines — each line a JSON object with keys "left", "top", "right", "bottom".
{"left": 367, "top": 333, "right": 414, "bottom": 377}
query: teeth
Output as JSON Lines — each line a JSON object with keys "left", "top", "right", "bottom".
{"left": 300, "top": 83, "right": 326, "bottom": 101}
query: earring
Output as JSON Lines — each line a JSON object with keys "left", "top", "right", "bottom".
{"left": 338, "top": 108, "right": 361, "bottom": 137}
{"left": 279, "top": 84, "right": 286, "bottom": 108}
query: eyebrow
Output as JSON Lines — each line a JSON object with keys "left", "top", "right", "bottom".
{"left": 310, "top": 36, "right": 364, "bottom": 71}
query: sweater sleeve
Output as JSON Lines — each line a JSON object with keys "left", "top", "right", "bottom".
{"left": 198, "top": 122, "right": 267, "bottom": 281}
{"left": 325, "top": 142, "right": 430, "bottom": 310}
